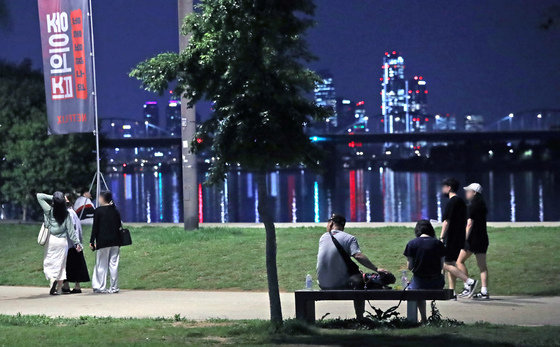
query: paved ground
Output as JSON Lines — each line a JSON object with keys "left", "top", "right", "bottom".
{"left": 1, "top": 286, "right": 558, "bottom": 326}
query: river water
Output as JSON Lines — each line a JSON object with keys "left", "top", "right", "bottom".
{"left": 106, "top": 167, "right": 559, "bottom": 223}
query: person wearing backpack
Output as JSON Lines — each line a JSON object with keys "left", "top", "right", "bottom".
{"left": 316, "top": 213, "right": 385, "bottom": 319}
{"left": 37, "top": 192, "right": 83, "bottom": 295}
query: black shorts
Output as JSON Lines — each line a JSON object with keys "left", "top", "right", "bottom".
{"left": 464, "top": 240, "right": 488, "bottom": 254}
{"left": 444, "top": 244, "right": 462, "bottom": 262}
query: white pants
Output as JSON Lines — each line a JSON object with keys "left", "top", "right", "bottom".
{"left": 92, "top": 246, "right": 120, "bottom": 292}
{"left": 43, "top": 235, "right": 68, "bottom": 282}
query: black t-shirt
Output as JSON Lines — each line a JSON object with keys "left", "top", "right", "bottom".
{"left": 404, "top": 236, "right": 445, "bottom": 278}
{"left": 442, "top": 195, "right": 467, "bottom": 248}
{"left": 467, "top": 195, "right": 488, "bottom": 244}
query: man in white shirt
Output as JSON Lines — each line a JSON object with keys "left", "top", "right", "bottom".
{"left": 316, "top": 214, "right": 382, "bottom": 319}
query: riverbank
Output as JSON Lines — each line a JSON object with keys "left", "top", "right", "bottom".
{"left": 1, "top": 224, "right": 558, "bottom": 295}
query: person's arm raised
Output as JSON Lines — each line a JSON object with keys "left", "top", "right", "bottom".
{"left": 36, "top": 193, "right": 52, "bottom": 213}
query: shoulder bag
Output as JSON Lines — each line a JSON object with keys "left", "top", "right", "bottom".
{"left": 329, "top": 231, "right": 360, "bottom": 276}
{"left": 37, "top": 213, "right": 50, "bottom": 246}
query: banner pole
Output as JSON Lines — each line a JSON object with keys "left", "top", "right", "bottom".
{"left": 87, "top": 0, "right": 101, "bottom": 207}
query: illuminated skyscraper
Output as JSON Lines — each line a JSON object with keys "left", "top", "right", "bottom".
{"left": 381, "top": 51, "right": 407, "bottom": 133}
{"left": 143, "top": 101, "right": 159, "bottom": 136}
{"left": 314, "top": 70, "right": 337, "bottom": 132}
{"left": 166, "top": 97, "right": 181, "bottom": 137}
{"left": 408, "top": 76, "right": 430, "bottom": 132}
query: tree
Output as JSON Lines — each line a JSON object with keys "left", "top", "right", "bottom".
{"left": 130, "top": 0, "right": 329, "bottom": 324}
{"left": 0, "top": 60, "right": 96, "bottom": 220}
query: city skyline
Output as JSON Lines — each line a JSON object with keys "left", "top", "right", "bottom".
{"left": 0, "top": 1, "right": 558, "bottom": 126}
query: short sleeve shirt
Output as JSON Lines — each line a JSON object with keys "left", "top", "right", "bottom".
{"left": 317, "top": 230, "right": 361, "bottom": 289}
{"left": 404, "top": 236, "right": 445, "bottom": 278}
{"left": 442, "top": 195, "right": 467, "bottom": 247}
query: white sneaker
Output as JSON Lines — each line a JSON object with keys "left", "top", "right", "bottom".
{"left": 108, "top": 288, "right": 120, "bottom": 294}
{"left": 93, "top": 288, "right": 108, "bottom": 294}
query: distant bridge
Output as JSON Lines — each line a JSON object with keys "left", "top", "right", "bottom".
{"left": 102, "top": 130, "right": 560, "bottom": 148}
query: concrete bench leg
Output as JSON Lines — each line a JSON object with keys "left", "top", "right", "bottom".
{"left": 406, "top": 300, "right": 418, "bottom": 323}
{"left": 295, "top": 296, "right": 316, "bottom": 323}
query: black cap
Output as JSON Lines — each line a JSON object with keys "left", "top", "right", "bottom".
{"left": 328, "top": 213, "right": 346, "bottom": 226}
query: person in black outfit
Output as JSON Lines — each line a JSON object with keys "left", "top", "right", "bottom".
{"left": 439, "top": 178, "right": 468, "bottom": 293}
{"left": 457, "top": 183, "right": 490, "bottom": 300}
{"left": 90, "top": 191, "right": 123, "bottom": 294}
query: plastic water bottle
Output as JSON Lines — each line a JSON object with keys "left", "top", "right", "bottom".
{"left": 401, "top": 270, "right": 408, "bottom": 288}
{"left": 305, "top": 274, "right": 313, "bottom": 290}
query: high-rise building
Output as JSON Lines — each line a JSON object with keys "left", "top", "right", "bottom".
{"left": 350, "top": 100, "right": 369, "bottom": 133}
{"left": 336, "top": 98, "right": 355, "bottom": 131}
{"left": 314, "top": 70, "right": 337, "bottom": 132}
{"left": 144, "top": 101, "right": 159, "bottom": 136}
{"left": 408, "top": 76, "right": 430, "bottom": 132}
{"left": 381, "top": 51, "right": 407, "bottom": 133}
{"left": 166, "top": 97, "right": 181, "bottom": 137}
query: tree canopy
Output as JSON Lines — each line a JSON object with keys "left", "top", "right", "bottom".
{"left": 130, "top": 0, "right": 330, "bottom": 183}
{"left": 0, "top": 60, "right": 96, "bottom": 219}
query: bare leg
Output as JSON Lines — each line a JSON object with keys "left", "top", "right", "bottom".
{"left": 444, "top": 263, "right": 468, "bottom": 282}
{"left": 445, "top": 262, "right": 458, "bottom": 290}
{"left": 418, "top": 300, "right": 427, "bottom": 323}
{"left": 456, "top": 250, "right": 472, "bottom": 277}
{"left": 354, "top": 300, "right": 365, "bottom": 319}
{"left": 62, "top": 280, "right": 70, "bottom": 290}
{"left": 475, "top": 253, "right": 488, "bottom": 288}
{"left": 75, "top": 282, "right": 81, "bottom": 290}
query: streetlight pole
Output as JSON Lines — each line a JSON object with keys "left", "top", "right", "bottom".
{"left": 178, "top": 0, "right": 198, "bottom": 230}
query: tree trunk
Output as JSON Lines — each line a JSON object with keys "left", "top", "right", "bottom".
{"left": 22, "top": 204, "right": 27, "bottom": 221}
{"left": 256, "top": 172, "right": 283, "bottom": 324}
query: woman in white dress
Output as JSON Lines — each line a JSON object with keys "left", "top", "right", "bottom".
{"left": 37, "top": 192, "right": 83, "bottom": 295}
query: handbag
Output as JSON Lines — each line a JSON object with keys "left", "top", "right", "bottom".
{"left": 119, "top": 226, "right": 132, "bottom": 246}
{"left": 37, "top": 223, "right": 49, "bottom": 246}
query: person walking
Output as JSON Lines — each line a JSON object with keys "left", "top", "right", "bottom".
{"left": 90, "top": 191, "right": 122, "bottom": 294}
{"left": 37, "top": 192, "right": 83, "bottom": 295}
{"left": 456, "top": 183, "right": 490, "bottom": 299}
{"left": 439, "top": 178, "right": 470, "bottom": 294}
{"left": 61, "top": 193, "right": 90, "bottom": 294}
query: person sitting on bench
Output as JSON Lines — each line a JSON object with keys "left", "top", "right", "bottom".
{"left": 403, "top": 220, "right": 447, "bottom": 322}
{"left": 316, "top": 213, "right": 384, "bottom": 319}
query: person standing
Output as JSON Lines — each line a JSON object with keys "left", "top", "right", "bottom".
{"left": 62, "top": 193, "right": 90, "bottom": 294}
{"left": 439, "top": 178, "right": 470, "bottom": 294}
{"left": 74, "top": 188, "right": 95, "bottom": 223}
{"left": 37, "top": 192, "right": 83, "bottom": 295}
{"left": 90, "top": 191, "right": 122, "bottom": 294}
{"left": 316, "top": 214, "right": 384, "bottom": 320}
{"left": 456, "top": 183, "right": 490, "bottom": 300}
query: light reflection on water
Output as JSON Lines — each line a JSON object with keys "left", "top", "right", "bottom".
{"left": 107, "top": 168, "right": 559, "bottom": 223}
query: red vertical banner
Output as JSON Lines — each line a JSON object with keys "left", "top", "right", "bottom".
{"left": 70, "top": 9, "right": 87, "bottom": 100}
{"left": 38, "top": 0, "right": 94, "bottom": 134}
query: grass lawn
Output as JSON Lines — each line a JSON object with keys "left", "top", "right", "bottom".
{"left": 0, "top": 224, "right": 558, "bottom": 295}
{"left": 0, "top": 315, "right": 559, "bottom": 346}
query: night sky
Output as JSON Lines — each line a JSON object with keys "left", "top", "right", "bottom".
{"left": 1, "top": 0, "right": 559, "bottom": 123}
